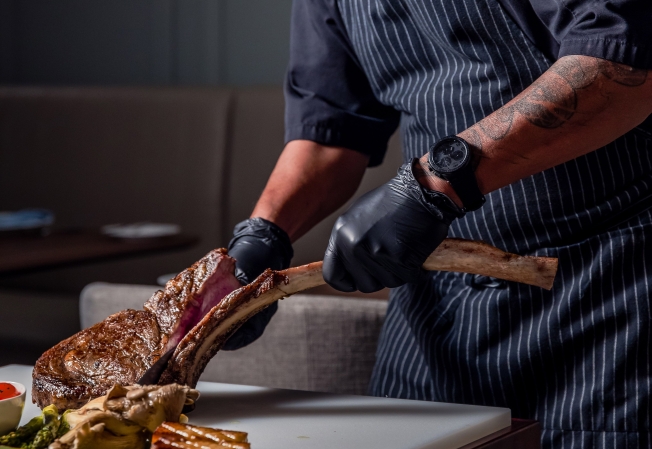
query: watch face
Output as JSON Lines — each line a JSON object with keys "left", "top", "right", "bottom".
{"left": 431, "top": 138, "right": 468, "bottom": 173}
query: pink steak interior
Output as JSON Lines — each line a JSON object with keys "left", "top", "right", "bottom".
{"left": 166, "top": 254, "right": 242, "bottom": 349}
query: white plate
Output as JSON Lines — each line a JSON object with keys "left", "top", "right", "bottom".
{"left": 101, "top": 223, "right": 181, "bottom": 239}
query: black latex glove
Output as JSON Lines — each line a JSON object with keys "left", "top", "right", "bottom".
{"left": 323, "top": 161, "right": 464, "bottom": 293}
{"left": 222, "top": 217, "right": 293, "bottom": 350}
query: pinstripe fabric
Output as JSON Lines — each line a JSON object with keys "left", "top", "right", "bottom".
{"left": 336, "top": 1, "right": 652, "bottom": 447}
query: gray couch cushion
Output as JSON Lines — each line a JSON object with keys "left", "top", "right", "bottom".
{"left": 80, "top": 282, "right": 387, "bottom": 395}
{"left": 80, "top": 282, "right": 158, "bottom": 326}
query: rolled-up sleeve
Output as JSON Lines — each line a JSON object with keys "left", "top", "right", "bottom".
{"left": 284, "top": 0, "right": 400, "bottom": 167}
{"left": 533, "top": 0, "right": 652, "bottom": 68}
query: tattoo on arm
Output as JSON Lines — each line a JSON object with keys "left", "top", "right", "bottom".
{"left": 418, "top": 58, "right": 647, "bottom": 188}
{"left": 471, "top": 56, "right": 648, "bottom": 140}
{"left": 513, "top": 80, "right": 576, "bottom": 128}
{"left": 477, "top": 106, "right": 514, "bottom": 140}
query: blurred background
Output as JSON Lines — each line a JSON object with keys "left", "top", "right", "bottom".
{"left": 0, "top": 0, "right": 292, "bottom": 86}
{"left": 0, "top": 0, "right": 400, "bottom": 366}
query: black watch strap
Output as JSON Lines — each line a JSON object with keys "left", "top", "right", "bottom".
{"left": 447, "top": 165, "right": 486, "bottom": 212}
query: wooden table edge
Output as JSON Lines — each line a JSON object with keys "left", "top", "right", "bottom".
{"left": 458, "top": 419, "right": 541, "bottom": 448}
{"left": 0, "top": 230, "right": 199, "bottom": 276}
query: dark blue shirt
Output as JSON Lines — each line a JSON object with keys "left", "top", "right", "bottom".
{"left": 283, "top": 3, "right": 652, "bottom": 447}
{"left": 285, "top": 0, "right": 652, "bottom": 165}
{"left": 499, "top": 0, "right": 652, "bottom": 65}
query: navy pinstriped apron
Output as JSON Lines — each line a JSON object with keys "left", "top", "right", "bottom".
{"left": 336, "top": 1, "right": 652, "bottom": 447}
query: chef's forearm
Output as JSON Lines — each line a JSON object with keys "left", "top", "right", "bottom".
{"left": 251, "top": 139, "right": 369, "bottom": 242}
{"left": 416, "top": 55, "right": 652, "bottom": 203}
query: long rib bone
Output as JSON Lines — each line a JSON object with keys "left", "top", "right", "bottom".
{"left": 161, "top": 239, "right": 558, "bottom": 387}
{"left": 423, "top": 238, "right": 557, "bottom": 290}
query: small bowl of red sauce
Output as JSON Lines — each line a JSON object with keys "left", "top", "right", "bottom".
{"left": 0, "top": 382, "right": 26, "bottom": 436}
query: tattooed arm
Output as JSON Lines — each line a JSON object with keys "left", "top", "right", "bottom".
{"left": 415, "top": 55, "right": 652, "bottom": 205}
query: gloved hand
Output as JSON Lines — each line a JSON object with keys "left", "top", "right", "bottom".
{"left": 323, "top": 161, "right": 464, "bottom": 293}
{"left": 222, "top": 217, "right": 293, "bottom": 350}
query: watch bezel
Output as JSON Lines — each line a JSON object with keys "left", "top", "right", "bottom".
{"left": 427, "top": 136, "right": 472, "bottom": 176}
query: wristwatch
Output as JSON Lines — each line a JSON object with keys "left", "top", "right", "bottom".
{"left": 427, "top": 135, "right": 485, "bottom": 212}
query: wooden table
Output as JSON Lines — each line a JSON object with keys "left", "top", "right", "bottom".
{"left": 461, "top": 419, "right": 540, "bottom": 448}
{"left": 0, "top": 229, "right": 198, "bottom": 276}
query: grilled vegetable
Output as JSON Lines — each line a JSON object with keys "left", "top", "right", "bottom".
{"left": 51, "top": 421, "right": 148, "bottom": 449}
{"left": 26, "top": 405, "right": 59, "bottom": 449}
{"left": 54, "top": 412, "right": 71, "bottom": 440}
{"left": 152, "top": 422, "right": 250, "bottom": 449}
{"left": 49, "top": 383, "right": 198, "bottom": 449}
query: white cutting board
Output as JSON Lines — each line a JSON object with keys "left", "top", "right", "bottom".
{"left": 1, "top": 364, "right": 510, "bottom": 449}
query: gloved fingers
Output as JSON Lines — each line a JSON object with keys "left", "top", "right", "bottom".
{"left": 323, "top": 248, "right": 357, "bottom": 292}
{"left": 349, "top": 265, "right": 385, "bottom": 293}
{"left": 351, "top": 240, "right": 410, "bottom": 289}
{"left": 323, "top": 162, "right": 459, "bottom": 292}
{"left": 325, "top": 253, "right": 384, "bottom": 293}
{"left": 233, "top": 266, "right": 249, "bottom": 286}
{"left": 368, "top": 267, "right": 405, "bottom": 289}
{"left": 229, "top": 237, "right": 280, "bottom": 284}
{"left": 327, "top": 242, "right": 385, "bottom": 292}
{"left": 228, "top": 218, "right": 294, "bottom": 284}
{"left": 373, "top": 257, "right": 424, "bottom": 285}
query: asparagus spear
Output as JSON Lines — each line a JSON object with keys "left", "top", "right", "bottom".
{"left": 23, "top": 406, "right": 59, "bottom": 449}
{"left": 54, "top": 411, "right": 72, "bottom": 440}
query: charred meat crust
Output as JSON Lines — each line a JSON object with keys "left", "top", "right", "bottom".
{"left": 32, "top": 309, "right": 164, "bottom": 410}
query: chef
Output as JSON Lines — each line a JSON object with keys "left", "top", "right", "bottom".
{"left": 224, "top": 0, "right": 652, "bottom": 447}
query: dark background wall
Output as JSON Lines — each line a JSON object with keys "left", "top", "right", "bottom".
{"left": 0, "top": 0, "right": 293, "bottom": 86}
{"left": 0, "top": 0, "right": 294, "bottom": 364}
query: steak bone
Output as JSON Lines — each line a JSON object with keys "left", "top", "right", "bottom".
{"left": 161, "top": 239, "right": 557, "bottom": 387}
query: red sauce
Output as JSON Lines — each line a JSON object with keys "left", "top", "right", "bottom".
{"left": 0, "top": 382, "right": 20, "bottom": 400}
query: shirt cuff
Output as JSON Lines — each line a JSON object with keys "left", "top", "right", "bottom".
{"left": 285, "top": 123, "right": 391, "bottom": 167}
{"left": 559, "top": 38, "right": 652, "bottom": 69}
